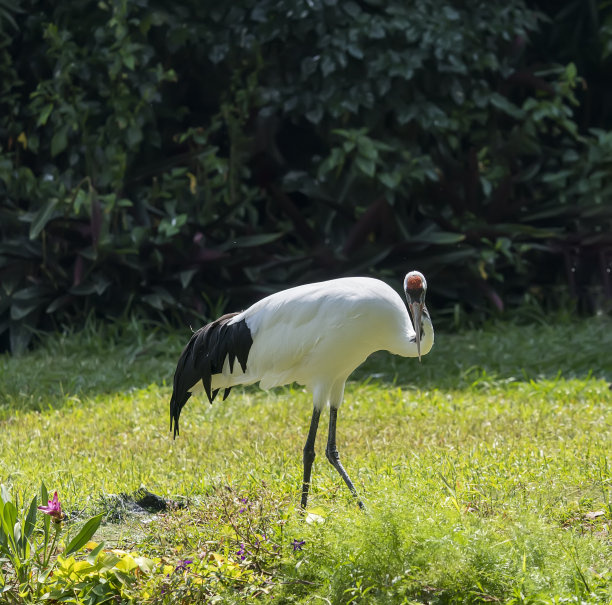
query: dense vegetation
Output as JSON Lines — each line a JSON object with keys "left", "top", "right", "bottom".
{"left": 0, "top": 318, "right": 611, "bottom": 602}
{"left": 2, "top": 3, "right": 610, "bottom": 601}
{"left": 1, "top": 0, "right": 612, "bottom": 352}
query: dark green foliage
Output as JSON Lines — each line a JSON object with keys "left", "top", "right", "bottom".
{"left": 1, "top": 0, "right": 611, "bottom": 352}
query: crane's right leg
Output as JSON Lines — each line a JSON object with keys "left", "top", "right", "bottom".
{"left": 325, "top": 407, "right": 365, "bottom": 509}
{"left": 301, "top": 407, "right": 321, "bottom": 509}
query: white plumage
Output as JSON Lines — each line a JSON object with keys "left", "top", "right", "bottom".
{"left": 170, "top": 271, "right": 434, "bottom": 509}
{"left": 214, "top": 277, "right": 431, "bottom": 397}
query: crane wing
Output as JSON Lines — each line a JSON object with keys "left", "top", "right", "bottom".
{"left": 169, "top": 313, "right": 252, "bottom": 438}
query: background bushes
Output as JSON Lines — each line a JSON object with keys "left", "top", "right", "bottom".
{"left": 1, "top": 0, "right": 611, "bottom": 352}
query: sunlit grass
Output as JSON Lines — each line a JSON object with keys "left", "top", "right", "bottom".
{"left": 0, "top": 317, "right": 611, "bottom": 602}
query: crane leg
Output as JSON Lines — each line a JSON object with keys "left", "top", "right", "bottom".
{"left": 301, "top": 407, "right": 321, "bottom": 509}
{"left": 325, "top": 407, "right": 365, "bottom": 509}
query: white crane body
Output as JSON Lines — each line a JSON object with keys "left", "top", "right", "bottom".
{"left": 170, "top": 271, "right": 434, "bottom": 509}
{"left": 201, "top": 277, "right": 432, "bottom": 406}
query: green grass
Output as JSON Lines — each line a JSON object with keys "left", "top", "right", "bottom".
{"left": 1, "top": 317, "right": 611, "bottom": 603}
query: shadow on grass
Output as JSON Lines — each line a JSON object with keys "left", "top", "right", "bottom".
{"left": 1, "top": 316, "right": 610, "bottom": 418}
{"left": 357, "top": 314, "right": 612, "bottom": 390}
{"left": 0, "top": 321, "right": 184, "bottom": 417}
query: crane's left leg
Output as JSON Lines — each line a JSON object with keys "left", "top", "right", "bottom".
{"left": 301, "top": 407, "right": 321, "bottom": 509}
{"left": 325, "top": 407, "right": 365, "bottom": 509}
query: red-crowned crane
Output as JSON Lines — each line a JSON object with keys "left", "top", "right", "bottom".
{"left": 169, "top": 271, "right": 434, "bottom": 509}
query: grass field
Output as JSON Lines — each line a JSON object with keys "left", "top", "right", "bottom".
{"left": 1, "top": 317, "right": 611, "bottom": 603}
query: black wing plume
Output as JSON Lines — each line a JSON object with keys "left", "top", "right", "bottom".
{"left": 169, "top": 313, "right": 253, "bottom": 439}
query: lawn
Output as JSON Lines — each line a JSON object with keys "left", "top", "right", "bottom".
{"left": 0, "top": 317, "right": 611, "bottom": 603}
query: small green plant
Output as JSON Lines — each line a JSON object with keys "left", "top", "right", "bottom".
{"left": 42, "top": 545, "right": 156, "bottom": 604}
{"left": 0, "top": 484, "right": 102, "bottom": 603}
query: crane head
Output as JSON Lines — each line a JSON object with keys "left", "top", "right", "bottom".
{"left": 404, "top": 271, "right": 427, "bottom": 362}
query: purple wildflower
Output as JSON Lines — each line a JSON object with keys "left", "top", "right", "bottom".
{"left": 236, "top": 543, "right": 246, "bottom": 561}
{"left": 38, "top": 492, "right": 63, "bottom": 522}
{"left": 292, "top": 539, "right": 305, "bottom": 552}
{"left": 174, "top": 558, "right": 193, "bottom": 572}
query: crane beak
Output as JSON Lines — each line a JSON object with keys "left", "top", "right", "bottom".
{"left": 409, "top": 301, "right": 423, "bottom": 362}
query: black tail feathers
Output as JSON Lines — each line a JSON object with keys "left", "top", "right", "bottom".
{"left": 169, "top": 313, "right": 252, "bottom": 438}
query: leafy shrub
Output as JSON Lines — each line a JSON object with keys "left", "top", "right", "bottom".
{"left": 1, "top": 0, "right": 611, "bottom": 352}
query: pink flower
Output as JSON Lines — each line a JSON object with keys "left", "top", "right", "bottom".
{"left": 38, "top": 492, "right": 63, "bottom": 521}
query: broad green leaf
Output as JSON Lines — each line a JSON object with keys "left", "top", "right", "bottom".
{"left": 72, "top": 559, "right": 94, "bottom": 573}
{"left": 133, "top": 556, "right": 156, "bottom": 573}
{"left": 450, "top": 79, "right": 465, "bottom": 105}
{"left": 98, "top": 551, "right": 121, "bottom": 571}
{"left": 115, "top": 554, "right": 138, "bottom": 572}
{"left": 354, "top": 155, "right": 376, "bottom": 177}
{"left": 37, "top": 103, "right": 54, "bottom": 127}
{"left": 125, "top": 54, "right": 136, "bottom": 70}
{"left": 347, "top": 44, "right": 364, "bottom": 59}
{"left": 0, "top": 2, "right": 18, "bottom": 30}
{"left": 69, "top": 276, "right": 111, "bottom": 296}
{"left": 0, "top": 513, "right": 6, "bottom": 550}
{"left": 357, "top": 137, "right": 378, "bottom": 161}
{"left": 10, "top": 300, "right": 41, "bottom": 320}
{"left": 515, "top": 163, "right": 541, "bottom": 183}
{"left": 50, "top": 127, "right": 68, "bottom": 157}
{"left": 443, "top": 6, "right": 460, "bottom": 20}
{"left": 541, "top": 170, "right": 572, "bottom": 183}
{"left": 318, "top": 147, "right": 345, "bottom": 176}
{"left": 251, "top": 5, "right": 267, "bottom": 22}
{"left": 46, "top": 295, "right": 72, "bottom": 314}
{"left": 305, "top": 105, "right": 323, "bottom": 124}
{"left": 221, "top": 233, "right": 283, "bottom": 249}
{"left": 142, "top": 293, "right": 165, "bottom": 311}
{"left": 321, "top": 55, "right": 335, "bottom": 76}
{"left": 412, "top": 231, "right": 466, "bottom": 245}
{"left": 64, "top": 514, "right": 103, "bottom": 557}
{"left": 127, "top": 125, "right": 142, "bottom": 147}
{"left": 86, "top": 541, "right": 106, "bottom": 565}
{"left": 378, "top": 172, "right": 402, "bottom": 189}
{"left": 23, "top": 496, "right": 37, "bottom": 542}
{"left": 40, "top": 483, "right": 48, "bottom": 509}
{"left": 179, "top": 269, "right": 198, "bottom": 289}
{"left": 1, "top": 501, "right": 17, "bottom": 547}
{"left": 13, "top": 286, "right": 49, "bottom": 300}
{"left": 343, "top": 2, "right": 360, "bottom": 18}
{"left": 29, "top": 199, "right": 59, "bottom": 239}
{"left": 489, "top": 93, "right": 524, "bottom": 119}
{"left": 582, "top": 204, "right": 612, "bottom": 218}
